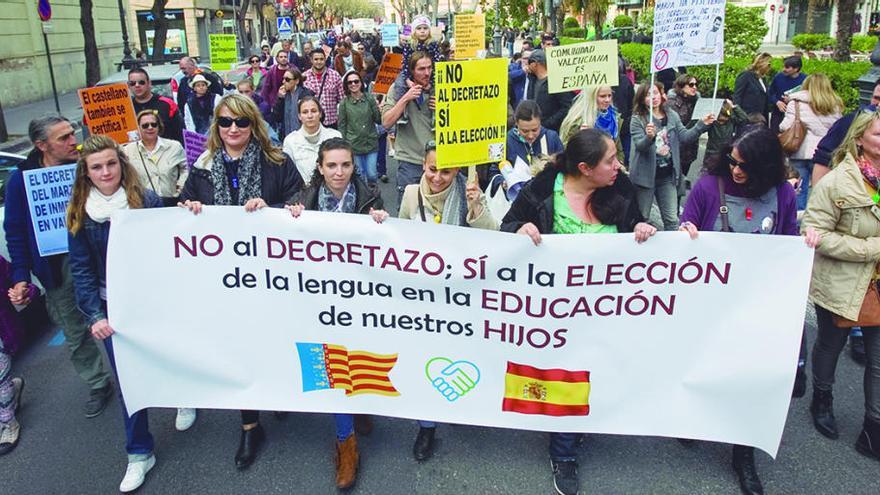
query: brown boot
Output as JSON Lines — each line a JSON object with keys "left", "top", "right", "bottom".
{"left": 335, "top": 434, "right": 359, "bottom": 490}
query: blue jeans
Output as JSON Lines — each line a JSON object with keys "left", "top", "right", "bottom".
{"left": 355, "top": 152, "right": 379, "bottom": 183}
{"left": 549, "top": 432, "right": 578, "bottom": 462}
{"left": 396, "top": 160, "right": 424, "bottom": 207}
{"left": 790, "top": 159, "right": 813, "bottom": 210}
{"left": 103, "top": 337, "right": 154, "bottom": 456}
{"left": 335, "top": 414, "right": 354, "bottom": 441}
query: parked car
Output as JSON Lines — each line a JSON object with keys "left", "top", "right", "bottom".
{"left": 96, "top": 63, "right": 211, "bottom": 102}
{"left": 0, "top": 151, "right": 26, "bottom": 205}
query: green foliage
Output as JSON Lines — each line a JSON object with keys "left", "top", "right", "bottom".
{"left": 851, "top": 34, "right": 879, "bottom": 53}
{"left": 562, "top": 27, "right": 585, "bottom": 38}
{"left": 613, "top": 15, "right": 634, "bottom": 28}
{"left": 724, "top": 4, "right": 768, "bottom": 58}
{"left": 564, "top": 17, "right": 580, "bottom": 29}
{"left": 615, "top": 43, "right": 869, "bottom": 112}
{"left": 791, "top": 33, "right": 835, "bottom": 51}
{"left": 634, "top": 4, "right": 766, "bottom": 58}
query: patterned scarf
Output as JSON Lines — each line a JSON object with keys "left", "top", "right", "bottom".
{"left": 858, "top": 156, "right": 880, "bottom": 203}
{"left": 595, "top": 107, "right": 618, "bottom": 139}
{"left": 418, "top": 173, "right": 468, "bottom": 226}
{"left": 317, "top": 182, "right": 357, "bottom": 213}
{"left": 211, "top": 140, "right": 262, "bottom": 206}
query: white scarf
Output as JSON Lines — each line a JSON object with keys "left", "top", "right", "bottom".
{"left": 85, "top": 186, "right": 129, "bottom": 223}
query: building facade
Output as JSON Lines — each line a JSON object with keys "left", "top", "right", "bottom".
{"left": 0, "top": 0, "right": 123, "bottom": 107}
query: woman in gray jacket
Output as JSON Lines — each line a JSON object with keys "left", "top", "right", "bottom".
{"left": 629, "top": 81, "right": 714, "bottom": 230}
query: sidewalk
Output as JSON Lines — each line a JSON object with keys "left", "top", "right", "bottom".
{"left": 0, "top": 90, "right": 84, "bottom": 153}
{"left": 760, "top": 42, "right": 797, "bottom": 57}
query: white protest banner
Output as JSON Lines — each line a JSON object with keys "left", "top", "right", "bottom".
{"left": 691, "top": 98, "right": 724, "bottom": 122}
{"left": 108, "top": 208, "right": 813, "bottom": 456}
{"left": 651, "top": 0, "right": 725, "bottom": 72}
{"left": 546, "top": 40, "right": 619, "bottom": 94}
{"left": 23, "top": 164, "right": 76, "bottom": 256}
{"left": 381, "top": 23, "right": 399, "bottom": 47}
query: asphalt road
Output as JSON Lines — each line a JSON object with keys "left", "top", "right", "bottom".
{"left": 3, "top": 156, "right": 879, "bottom": 494}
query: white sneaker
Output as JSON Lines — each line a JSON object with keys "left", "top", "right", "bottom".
{"left": 119, "top": 454, "right": 155, "bottom": 493}
{"left": 175, "top": 408, "right": 197, "bottom": 431}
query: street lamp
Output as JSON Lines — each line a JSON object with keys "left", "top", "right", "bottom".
{"left": 116, "top": 0, "right": 135, "bottom": 68}
{"left": 493, "top": 0, "right": 502, "bottom": 56}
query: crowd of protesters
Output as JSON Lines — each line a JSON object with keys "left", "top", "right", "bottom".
{"left": 1, "top": 15, "right": 879, "bottom": 495}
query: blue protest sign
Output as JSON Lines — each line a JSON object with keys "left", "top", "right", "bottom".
{"left": 23, "top": 164, "right": 76, "bottom": 256}
{"left": 277, "top": 17, "right": 293, "bottom": 37}
{"left": 381, "top": 23, "right": 399, "bottom": 47}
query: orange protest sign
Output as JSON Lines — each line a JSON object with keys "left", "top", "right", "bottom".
{"left": 78, "top": 83, "right": 138, "bottom": 144}
{"left": 373, "top": 53, "right": 403, "bottom": 95}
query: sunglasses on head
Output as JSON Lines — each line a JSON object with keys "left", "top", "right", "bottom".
{"left": 216, "top": 116, "right": 252, "bottom": 129}
{"left": 128, "top": 80, "right": 147, "bottom": 87}
{"left": 140, "top": 122, "right": 159, "bottom": 129}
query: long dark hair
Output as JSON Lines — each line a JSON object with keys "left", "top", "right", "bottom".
{"left": 307, "top": 137, "right": 358, "bottom": 186}
{"left": 551, "top": 128, "right": 624, "bottom": 226}
{"left": 707, "top": 125, "right": 786, "bottom": 198}
{"left": 633, "top": 81, "right": 665, "bottom": 118}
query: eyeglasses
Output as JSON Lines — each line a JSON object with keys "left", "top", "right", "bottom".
{"left": 283, "top": 77, "right": 295, "bottom": 82}
{"left": 128, "top": 80, "right": 147, "bottom": 87}
{"left": 140, "top": 122, "right": 159, "bottom": 129}
{"left": 216, "top": 116, "right": 252, "bottom": 129}
{"left": 726, "top": 153, "right": 747, "bottom": 169}
{"left": 250, "top": 59, "right": 260, "bottom": 64}
{"left": 687, "top": 82, "right": 697, "bottom": 88}
{"left": 347, "top": 79, "right": 361, "bottom": 85}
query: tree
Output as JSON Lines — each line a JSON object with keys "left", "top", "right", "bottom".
{"left": 833, "top": 0, "right": 857, "bottom": 62}
{"left": 806, "top": 0, "right": 830, "bottom": 33}
{"left": 80, "top": 0, "right": 100, "bottom": 86}
{"left": 151, "top": 0, "right": 170, "bottom": 62}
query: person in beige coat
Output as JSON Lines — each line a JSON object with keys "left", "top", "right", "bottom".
{"left": 780, "top": 73, "right": 843, "bottom": 209}
{"left": 122, "top": 110, "right": 188, "bottom": 205}
{"left": 397, "top": 141, "right": 497, "bottom": 462}
{"left": 801, "top": 110, "right": 880, "bottom": 462}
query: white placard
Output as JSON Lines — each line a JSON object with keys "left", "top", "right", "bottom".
{"left": 652, "top": 0, "right": 725, "bottom": 72}
{"left": 107, "top": 208, "right": 813, "bottom": 457}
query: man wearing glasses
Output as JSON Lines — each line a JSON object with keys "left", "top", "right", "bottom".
{"left": 127, "top": 68, "right": 184, "bottom": 144}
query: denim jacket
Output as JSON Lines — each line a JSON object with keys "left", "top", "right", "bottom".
{"left": 68, "top": 191, "right": 162, "bottom": 325}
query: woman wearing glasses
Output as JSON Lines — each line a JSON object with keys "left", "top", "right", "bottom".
{"left": 178, "top": 94, "right": 303, "bottom": 470}
{"left": 246, "top": 55, "right": 268, "bottom": 91}
{"left": 666, "top": 74, "right": 701, "bottom": 179}
{"left": 679, "top": 125, "right": 818, "bottom": 495}
{"left": 282, "top": 96, "right": 342, "bottom": 185}
{"left": 122, "top": 110, "right": 188, "bottom": 207}
{"left": 337, "top": 70, "right": 382, "bottom": 187}
{"left": 269, "top": 67, "right": 314, "bottom": 137}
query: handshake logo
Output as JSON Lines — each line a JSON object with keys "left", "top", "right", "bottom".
{"left": 425, "top": 357, "right": 481, "bottom": 402}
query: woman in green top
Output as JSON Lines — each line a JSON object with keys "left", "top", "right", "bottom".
{"left": 500, "top": 127, "right": 656, "bottom": 495}
{"left": 338, "top": 70, "right": 382, "bottom": 186}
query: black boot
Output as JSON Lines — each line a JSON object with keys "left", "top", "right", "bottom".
{"left": 810, "top": 388, "right": 839, "bottom": 439}
{"left": 792, "top": 365, "right": 807, "bottom": 398}
{"left": 732, "top": 445, "right": 764, "bottom": 495}
{"left": 412, "top": 427, "right": 435, "bottom": 461}
{"left": 855, "top": 418, "right": 880, "bottom": 460}
{"left": 235, "top": 424, "right": 265, "bottom": 469}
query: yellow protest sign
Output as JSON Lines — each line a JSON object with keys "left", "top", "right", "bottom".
{"left": 454, "top": 14, "right": 485, "bottom": 59}
{"left": 435, "top": 58, "right": 507, "bottom": 169}
{"left": 209, "top": 34, "right": 237, "bottom": 71}
{"left": 546, "top": 40, "right": 619, "bottom": 94}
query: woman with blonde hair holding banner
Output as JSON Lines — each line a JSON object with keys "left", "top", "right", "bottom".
{"left": 66, "top": 135, "right": 164, "bottom": 492}
{"left": 558, "top": 85, "right": 624, "bottom": 163}
{"left": 178, "top": 93, "right": 303, "bottom": 470}
{"left": 501, "top": 128, "right": 655, "bottom": 495}
{"left": 779, "top": 73, "right": 843, "bottom": 210}
{"left": 397, "top": 140, "right": 498, "bottom": 462}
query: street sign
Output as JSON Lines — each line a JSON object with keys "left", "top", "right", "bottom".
{"left": 222, "top": 19, "right": 234, "bottom": 28}
{"left": 277, "top": 16, "right": 293, "bottom": 36}
{"left": 41, "top": 22, "right": 52, "bottom": 34}
{"left": 38, "top": 0, "right": 51, "bottom": 21}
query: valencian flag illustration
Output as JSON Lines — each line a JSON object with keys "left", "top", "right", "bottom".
{"left": 502, "top": 361, "right": 591, "bottom": 416}
{"left": 297, "top": 343, "right": 400, "bottom": 397}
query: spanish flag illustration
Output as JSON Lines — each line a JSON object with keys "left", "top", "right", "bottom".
{"left": 296, "top": 343, "right": 400, "bottom": 397}
{"left": 502, "top": 361, "right": 590, "bottom": 416}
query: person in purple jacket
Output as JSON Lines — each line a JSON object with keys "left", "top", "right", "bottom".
{"left": 678, "top": 125, "right": 820, "bottom": 495}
